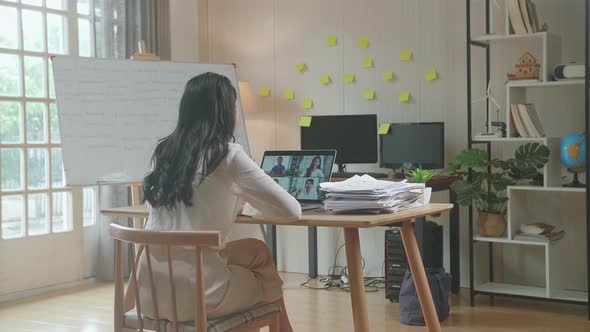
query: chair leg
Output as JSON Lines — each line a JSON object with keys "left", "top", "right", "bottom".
{"left": 269, "top": 312, "right": 280, "bottom": 332}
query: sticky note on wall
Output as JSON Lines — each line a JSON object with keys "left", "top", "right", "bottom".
{"left": 382, "top": 71, "right": 394, "bottom": 81}
{"left": 400, "top": 50, "right": 413, "bottom": 61}
{"left": 362, "top": 56, "right": 374, "bottom": 68}
{"left": 284, "top": 88, "right": 294, "bottom": 100}
{"left": 295, "top": 62, "right": 307, "bottom": 73}
{"left": 259, "top": 86, "right": 271, "bottom": 97}
{"left": 326, "top": 35, "right": 337, "bottom": 47}
{"left": 363, "top": 89, "right": 376, "bottom": 100}
{"left": 357, "top": 36, "right": 369, "bottom": 48}
{"left": 299, "top": 116, "right": 312, "bottom": 127}
{"left": 320, "top": 74, "right": 331, "bottom": 85}
{"left": 344, "top": 72, "right": 356, "bottom": 83}
{"left": 399, "top": 91, "right": 411, "bottom": 103}
{"left": 303, "top": 98, "right": 314, "bottom": 109}
{"left": 425, "top": 68, "right": 438, "bottom": 81}
{"left": 378, "top": 123, "right": 391, "bottom": 135}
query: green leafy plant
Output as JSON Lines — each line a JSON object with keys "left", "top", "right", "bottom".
{"left": 408, "top": 168, "right": 434, "bottom": 183}
{"left": 448, "top": 143, "right": 550, "bottom": 214}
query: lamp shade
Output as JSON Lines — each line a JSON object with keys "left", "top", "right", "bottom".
{"left": 238, "top": 81, "right": 256, "bottom": 113}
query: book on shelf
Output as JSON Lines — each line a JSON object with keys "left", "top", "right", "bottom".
{"left": 514, "top": 231, "right": 565, "bottom": 243}
{"left": 515, "top": 222, "right": 565, "bottom": 243}
{"left": 510, "top": 103, "right": 545, "bottom": 138}
{"left": 508, "top": 0, "right": 541, "bottom": 34}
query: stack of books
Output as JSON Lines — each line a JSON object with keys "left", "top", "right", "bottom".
{"left": 319, "top": 175, "right": 431, "bottom": 214}
{"left": 514, "top": 222, "right": 565, "bottom": 243}
{"left": 510, "top": 103, "right": 545, "bottom": 138}
{"left": 508, "top": 0, "right": 541, "bottom": 34}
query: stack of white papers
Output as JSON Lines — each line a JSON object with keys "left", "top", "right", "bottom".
{"left": 320, "top": 175, "right": 431, "bottom": 213}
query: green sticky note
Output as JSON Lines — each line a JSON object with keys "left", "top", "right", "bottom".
{"left": 362, "top": 56, "right": 374, "bottom": 68}
{"left": 357, "top": 36, "right": 369, "bottom": 48}
{"left": 299, "top": 116, "right": 312, "bottom": 127}
{"left": 382, "top": 71, "right": 394, "bottom": 81}
{"left": 400, "top": 50, "right": 413, "bottom": 61}
{"left": 303, "top": 98, "right": 314, "bottom": 109}
{"left": 284, "top": 88, "right": 294, "bottom": 101}
{"left": 295, "top": 61, "right": 307, "bottom": 73}
{"left": 399, "top": 91, "right": 411, "bottom": 103}
{"left": 363, "top": 89, "right": 376, "bottom": 100}
{"left": 259, "top": 86, "right": 271, "bottom": 97}
{"left": 344, "top": 72, "right": 356, "bottom": 83}
{"left": 320, "top": 74, "right": 331, "bottom": 85}
{"left": 378, "top": 123, "right": 391, "bottom": 135}
{"left": 425, "top": 68, "right": 438, "bottom": 81}
{"left": 326, "top": 35, "right": 337, "bottom": 47}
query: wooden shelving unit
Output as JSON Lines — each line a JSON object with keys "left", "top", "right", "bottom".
{"left": 466, "top": 0, "right": 590, "bottom": 316}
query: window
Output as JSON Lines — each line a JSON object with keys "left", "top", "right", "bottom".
{"left": 0, "top": 0, "right": 98, "bottom": 239}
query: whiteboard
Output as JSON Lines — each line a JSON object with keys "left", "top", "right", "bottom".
{"left": 52, "top": 57, "right": 250, "bottom": 186}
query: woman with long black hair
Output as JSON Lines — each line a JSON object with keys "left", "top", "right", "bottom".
{"left": 139, "top": 72, "right": 300, "bottom": 330}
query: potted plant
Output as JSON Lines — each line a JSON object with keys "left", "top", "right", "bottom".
{"left": 407, "top": 168, "right": 435, "bottom": 183}
{"left": 447, "top": 143, "right": 550, "bottom": 237}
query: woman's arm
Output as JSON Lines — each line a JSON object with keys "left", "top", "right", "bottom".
{"left": 229, "top": 146, "right": 301, "bottom": 222}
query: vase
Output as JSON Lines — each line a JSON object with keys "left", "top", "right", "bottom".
{"left": 477, "top": 211, "right": 506, "bottom": 237}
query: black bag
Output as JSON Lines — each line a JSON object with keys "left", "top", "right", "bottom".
{"left": 399, "top": 268, "right": 451, "bottom": 326}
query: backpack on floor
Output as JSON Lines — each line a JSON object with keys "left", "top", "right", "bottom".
{"left": 399, "top": 268, "right": 451, "bottom": 326}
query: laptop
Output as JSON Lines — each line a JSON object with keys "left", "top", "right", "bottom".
{"left": 261, "top": 150, "right": 337, "bottom": 211}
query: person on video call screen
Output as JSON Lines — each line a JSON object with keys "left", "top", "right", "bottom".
{"left": 294, "top": 178, "right": 319, "bottom": 200}
{"left": 269, "top": 156, "right": 287, "bottom": 176}
{"left": 299, "top": 156, "right": 325, "bottom": 178}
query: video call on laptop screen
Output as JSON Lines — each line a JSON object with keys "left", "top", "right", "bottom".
{"left": 261, "top": 151, "right": 336, "bottom": 202}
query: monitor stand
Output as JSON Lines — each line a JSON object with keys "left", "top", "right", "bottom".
{"left": 337, "top": 163, "right": 347, "bottom": 173}
{"left": 392, "top": 169, "right": 407, "bottom": 179}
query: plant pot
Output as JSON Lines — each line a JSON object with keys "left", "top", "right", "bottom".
{"left": 477, "top": 211, "right": 506, "bottom": 237}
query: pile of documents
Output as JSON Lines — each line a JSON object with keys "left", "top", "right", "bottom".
{"left": 320, "top": 175, "right": 432, "bottom": 213}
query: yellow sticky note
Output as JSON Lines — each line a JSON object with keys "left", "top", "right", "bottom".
{"left": 295, "top": 61, "right": 307, "bottom": 73}
{"left": 326, "top": 35, "right": 337, "bottom": 47}
{"left": 259, "top": 86, "right": 271, "bottom": 97}
{"left": 283, "top": 88, "right": 294, "bottom": 101}
{"left": 425, "top": 68, "right": 438, "bottom": 81}
{"left": 362, "top": 56, "right": 374, "bottom": 68}
{"left": 344, "top": 72, "right": 356, "bottom": 83}
{"left": 303, "top": 98, "right": 314, "bottom": 109}
{"left": 363, "top": 89, "right": 376, "bottom": 100}
{"left": 399, "top": 91, "right": 411, "bottom": 103}
{"left": 357, "top": 36, "right": 369, "bottom": 48}
{"left": 299, "top": 116, "right": 312, "bottom": 127}
{"left": 320, "top": 74, "right": 331, "bottom": 85}
{"left": 400, "top": 50, "right": 413, "bottom": 61}
{"left": 382, "top": 71, "right": 394, "bottom": 81}
{"left": 378, "top": 123, "right": 391, "bottom": 135}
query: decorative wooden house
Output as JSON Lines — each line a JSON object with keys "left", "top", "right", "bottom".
{"left": 507, "top": 52, "right": 541, "bottom": 80}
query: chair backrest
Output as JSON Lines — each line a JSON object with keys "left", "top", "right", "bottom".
{"left": 110, "top": 223, "right": 221, "bottom": 332}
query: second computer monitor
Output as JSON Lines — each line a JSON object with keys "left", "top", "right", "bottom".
{"left": 380, "top": 122, "right": 444, "bottom": 170}
{"left": 300, "top": 114, "right": 378, "bottom": 165}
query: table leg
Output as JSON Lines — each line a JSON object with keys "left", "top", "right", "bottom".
{"left": 399, "top": 220, "right": 442, "bottom": 332}
{"left": 266, "top": 225, "right": 277, "bottom": 266}
{"left": 308, "top": 226, "right": 318, "bottom": 279}
{"left": 449, "top": 190, "right": 460, "bottom": 293}
{"left": 343, "top": 228, "right": 369, "bottom": 332}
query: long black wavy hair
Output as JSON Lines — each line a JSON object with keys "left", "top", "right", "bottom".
{"left": 143, "top": 72, "right": 237, "bottom": 209}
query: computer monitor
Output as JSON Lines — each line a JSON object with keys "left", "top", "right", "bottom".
{"left": 260, "top": 150, "right": 336, "bottom": 203}
{"left": 380, "top": 122, "right": 444, "bottom": 170}
{"left": 300, "top": 114, "right": 378, "bottom": 172}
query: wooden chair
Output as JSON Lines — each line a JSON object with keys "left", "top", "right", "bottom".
{"left": 110, "top": 224, "right": 280, "bottom": 332}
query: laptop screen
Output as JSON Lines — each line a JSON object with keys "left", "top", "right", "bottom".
{"left": 261, "top": 150, "right": 336, "bottom": 203}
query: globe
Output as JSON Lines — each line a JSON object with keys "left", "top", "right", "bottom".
{"left": 560, "top": 132, "right": 586, "bottom": 169}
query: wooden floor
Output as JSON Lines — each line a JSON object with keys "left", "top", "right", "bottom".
{"left": 0, "top": 273, "right": 589, "bottom": 332}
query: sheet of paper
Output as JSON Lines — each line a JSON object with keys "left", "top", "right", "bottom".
{"left": 303, "top": 98, "right": 313, "bottom": 109}
{"left": 363, "top": 88, "right": 375, "bottom": 100}
{"left": 259, "top": 86, "right": 271, "bottom": 97}
{"left": 425, "top": 68, "right": 438, "bottom": 81}
{"left": 283, "top": 88, "right": 294, "bottom": 100}
{"left": 362, "top": 56, "right": 374, "bottom": 68}
{"left": 299, "top": 116, "right": 312, "bottom": 127}
{"left": 400, "top": 50, "right": 413, "bottom": 61}
{"left": 344, "top": 72, "right": 356, "bottom": 83}
{"left": 295, "top": 61, "right": 307, "bottom": 73}
{"left": 399, "top": 91, "right": 411, "bottom": 103}
{"left": 378, "top": 123, "right": 391, "bottom": 135}
{"left": 320, "top": 74, "right": 331, "bottom": 85}
{"left": 357, "top": 36, "right": 369, "bottom": 48}
{"left": 326, "top": 35, "right": 337, "bottom": 47}
{"left": 382, "top": 71, "right": 394, "bottom": 81}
